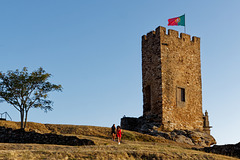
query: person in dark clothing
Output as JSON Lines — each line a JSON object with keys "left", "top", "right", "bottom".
{"left": 111, "top": 124, "right": 116, "bottom": 141}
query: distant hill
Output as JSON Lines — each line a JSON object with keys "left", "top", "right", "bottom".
{"left": 0, "top": 120, "right": 238, "bottom": 160}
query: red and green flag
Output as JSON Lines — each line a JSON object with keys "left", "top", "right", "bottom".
{"left": 168, "top": 14, "right": 185, "bottom": 26}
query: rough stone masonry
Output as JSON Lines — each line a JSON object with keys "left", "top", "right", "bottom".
{"left": 121, "top": 26, "right": 215, "bottom": 146}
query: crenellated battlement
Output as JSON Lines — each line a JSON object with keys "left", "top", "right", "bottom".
{"left": 142, "top": 26, "right": 200, "bottom": 44}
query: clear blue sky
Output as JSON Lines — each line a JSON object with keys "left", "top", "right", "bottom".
{"left": 0, "top": 1, "right": 239, "bottom": 145}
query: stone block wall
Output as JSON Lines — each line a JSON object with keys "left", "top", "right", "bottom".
{"left": 120, "top": 117, "right": 140, "bottom": 131}
{"left": 142, "top": 28, "right": 162, "bottom": 123}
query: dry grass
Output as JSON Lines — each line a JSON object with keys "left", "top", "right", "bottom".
{"left": 0, "top": 121, "right": 239, "bottom": 160}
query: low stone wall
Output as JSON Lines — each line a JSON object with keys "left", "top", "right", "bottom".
{"left": 0, "top": 126, "right": 95, "bottom": 146}
{"left": 202, "top": 142, "right": 240, "bottom": 158}
{"left": 121, "top": 115, "right": 161, "bottom": 132}
{"left": 121, "top": 117, "right": 140, "bottom": 131}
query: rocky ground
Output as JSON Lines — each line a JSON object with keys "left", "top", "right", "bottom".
{"left": 202, "top": 142, "right": 240, "bottom": 158}
{"left": 0, "top": 126, "right": 94, "bottom": 146}
{"left": 121, "top": 117, "right": 216, "bottom": 147}
{"left": 145, "top": 128, "right": 216, "bottom": 147}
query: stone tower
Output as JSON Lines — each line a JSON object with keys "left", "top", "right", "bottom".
{"left": 142, "top": 26, "right": 203, "bottom": 131}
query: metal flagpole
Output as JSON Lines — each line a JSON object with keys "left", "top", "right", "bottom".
{"left": 184, "top": 14, "right": 186, "bottom": 33}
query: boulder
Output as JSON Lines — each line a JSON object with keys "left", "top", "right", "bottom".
{"left": 187, "top": 131, "right": 216, "bottom": 147}
{"left": 174, "top": 135, "right": 194, "bottom": 146}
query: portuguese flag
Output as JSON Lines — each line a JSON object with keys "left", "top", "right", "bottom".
{"left": 168, "top": 14, "right": 185, "bottom": 26}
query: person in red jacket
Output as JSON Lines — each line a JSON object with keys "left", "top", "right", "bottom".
{"left": 116, "top": 125, "right": 122, "bottom": 144}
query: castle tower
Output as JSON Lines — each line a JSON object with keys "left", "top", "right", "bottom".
{"left": 142, "top": 26, "right": 203, "bottom": 131}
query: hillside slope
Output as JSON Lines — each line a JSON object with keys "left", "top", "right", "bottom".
{"left": 0, "top": 121, "right": 238, "bottom": 160}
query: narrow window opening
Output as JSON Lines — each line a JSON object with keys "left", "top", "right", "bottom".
{"left": 181, "top": 88, "right": 185, "bottom": 102}
{"left": 145, "top": 85, "right": 151, "bottom": 112}
{"left": 177, "top": 87, "right": 186, "bottom": 107}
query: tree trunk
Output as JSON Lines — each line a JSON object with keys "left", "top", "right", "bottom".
{"left": 20, "top": 110, "right": 24, "bottom": 130}
{"left": 24, "top": 110, "right": 28, "bottom": 129}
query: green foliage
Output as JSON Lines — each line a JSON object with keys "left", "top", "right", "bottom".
{"left": 0, "top": 67, "right": 62, "bottom": 129}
